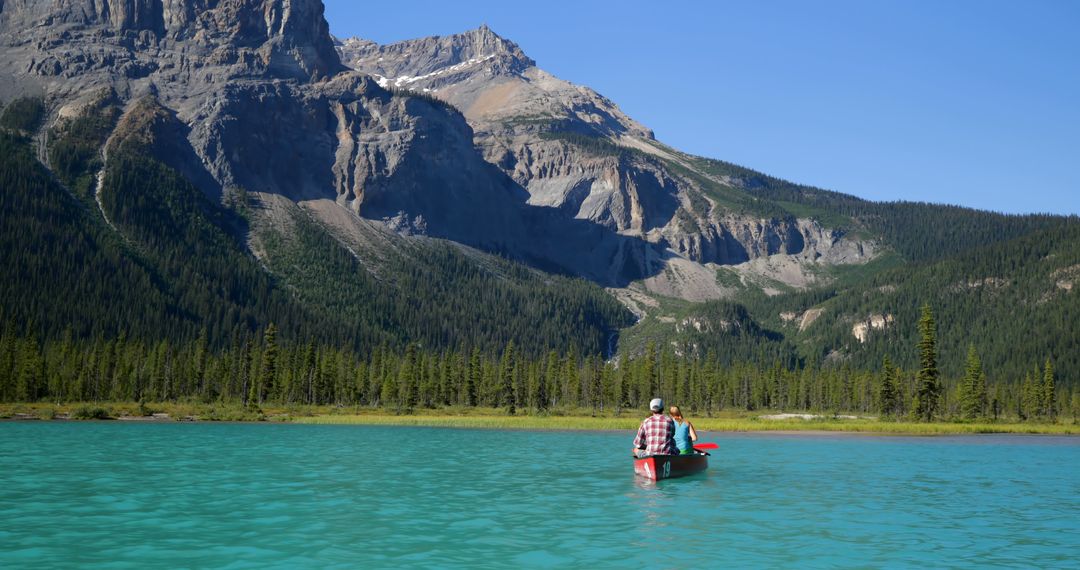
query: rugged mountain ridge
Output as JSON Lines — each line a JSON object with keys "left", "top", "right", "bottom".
{"left": 0, "top": 0, "right": 342, "bottom": 82}
{"left": 0, "top": 0, "right": 875, "bottom": 302}
{"left": 339, "top": 25, "right": 652, "bottom": 139}
{"left": 339, "top": 27, "right": 877, "bottom": 300}
{"left": 1, "top": 1, "right": 525, "bottom": 248}
{"left": 1, "top": 1, "right": 673, "bottom": 287}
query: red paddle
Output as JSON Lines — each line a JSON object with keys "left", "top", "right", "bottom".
{"left": 692, "top": 442, "right": 718, "bottom": 450}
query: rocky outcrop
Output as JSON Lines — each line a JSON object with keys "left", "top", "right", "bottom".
{"left": 675, "top": 315, "right": 740, "bottom": 335}
{"left": 851, "top": 314, "right": 894, "bottom": 343}
{"left": 1052, "top": 264, "right": 1079, "bottom": 292}
{"left": 799, "top": 308, "right": 824, "bottom": 332}
{"left": 0, "top": 0, "right": 343, "bottom": 94}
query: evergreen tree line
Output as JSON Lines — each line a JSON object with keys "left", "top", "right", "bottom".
{"left": 0, "top": 312, "right": 1072, "bottom": 422}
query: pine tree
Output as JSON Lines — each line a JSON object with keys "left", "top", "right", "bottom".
{"left": 879, "top": 355, "right": 897, "bottom": 418}
{"left": 1071, "top": 387, "right": 1080, "bottom": 425}
{"left": 50, "top": 328, "right": 75, "bottom": 403}
{"left": 257, "top": 324, "right": 278, "bottom": 404}
{"left": 302, "top": 340, "right": 317, "bottom": 405}
{"left": 352, "top": 361, "right": 368, "bottom": 406}
{"left": 194, "top": 328, "right": 209, "bottom": 400}
{"left": 642, "top": 342, "right": 658, "bottom": 401}
{"left": 973, "top": 356, "right": 987, "bottom": 419}
{"left": 562, "top": 347, "right": 579, "bottom": 408}
{"left": 1021, "top": 365, "right": 1042, "bottom": 421}
{"left": 109, "top": 333, "right": 131, "bottom": 401}
{"left": 398, "top": 343, "right": 418, "bottom": 412}
{"left": 1042, "top": 359, "right": 1057, "bottom": 420}
{"left": 15, "top": 334, "right": 43, "bottom": 402}
{"left": 590, "top": 356, "right": 605, "bottom": 413}
{"left": 0, "top": 318, "right": 16, "bottom": 402}
{"left": 958, "top": 345, "right": 987, "bottom": 421}
{"left": 614, "top": 353, "right": 629, "bottom": 415}
{"left": 913, "top": 304, "right": 941, "bottom": 421}
{"left": 237, "top": 337, "right": 252, "bottom": 406}
{"left": 543, "top": 350, "right": 558, "bottom": 409}
{"left": 465, "top": 348, "right": 480, "bottom": 407}
{"left": 499, "top": 342, "right": 516, "bottom": 415}
{"left": 452, "top": 350, "right": 466, "bottom": 407}
{"left": 437, "top": 353, "right": 451, "bottom": 406}
{"left": 380, "top": 367, "right": 396, "bottom": 411}
{"left": 534, "top": 352, "right": 550, "bottom": 412}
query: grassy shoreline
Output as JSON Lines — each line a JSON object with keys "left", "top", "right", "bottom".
{"left": 2, "top": 402, "right": 1077, "bottom": 435}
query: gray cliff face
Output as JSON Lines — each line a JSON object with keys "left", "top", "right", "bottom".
{"left": 0, "top": 0, "right": 522, "bottom": 245}
{"left": 338, "top": 25, "right": 652, "bottom": 140}
{"left": 0, "top": 0, "right": 656, "bottom": 282}
{"left": 0, "top": 1, "right": 876, "bottom": 301}
{"left": 0, "top": 0, "right": 343, "bottom": 85}
{"left": 339, "top": 27, "right": 877, "bottom": 286}
{"left": 339, "top": 25, "right": 535, "bottom": 86}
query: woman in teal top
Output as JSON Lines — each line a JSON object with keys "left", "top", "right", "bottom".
{"left": 669, "top": 406, "right": 698, "bottom": 454}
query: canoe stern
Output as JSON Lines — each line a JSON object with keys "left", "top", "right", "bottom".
{"left": 633, "top": 454, "right": 709, "bottom": 480}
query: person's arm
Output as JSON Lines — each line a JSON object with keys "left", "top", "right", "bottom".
{"left": 689, "top": 421, "right": 698, "bottom": 442}
{"left": 632, "top": 421, "right": 646, "bottom": 454}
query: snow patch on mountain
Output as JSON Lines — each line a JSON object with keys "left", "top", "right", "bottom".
{"left": 371, "top": 54, "right": 498, "bottom": 90}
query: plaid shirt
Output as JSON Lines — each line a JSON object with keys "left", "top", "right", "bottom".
{"left": 634, "top": 413, "right": 678, "bottom": 456}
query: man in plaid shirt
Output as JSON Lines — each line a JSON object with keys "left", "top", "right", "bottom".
{"left": 633, "top": 398, "right": 678, "bottom": 457}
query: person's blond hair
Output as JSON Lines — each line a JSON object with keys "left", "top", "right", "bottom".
{"left": 669, "top": 405, "right": 683, "bottom": 420}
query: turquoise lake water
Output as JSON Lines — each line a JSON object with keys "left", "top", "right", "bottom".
{"left": 1, "top": 423, "right": 1077, "bottom": 568}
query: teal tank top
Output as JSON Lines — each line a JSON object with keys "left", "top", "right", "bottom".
{"left": 673, "top": 420, "right": 691, "bottom": 452}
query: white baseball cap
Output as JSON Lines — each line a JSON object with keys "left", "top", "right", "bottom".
{"left": 649, "top": 398, "right": 664, "bottom": 412}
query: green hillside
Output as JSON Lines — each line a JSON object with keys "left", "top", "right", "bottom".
{"left": 686, "top": 153, "right": 1067, "bottom": 263}
{"left": 638, "top": 222, "right": 1080, "bottom": 386}
{"left": 255, "top": 203, "right": 633, "bottom": 358}
{"left": 772, "top": 221, "right": 1080, "bottom": 383}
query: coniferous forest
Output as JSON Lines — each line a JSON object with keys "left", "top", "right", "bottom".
{"left": 0, "top": 309, "right": 1074, "bottom": 422}
{"left": 1, "top": 96, "right": 1076, "bottom": 423}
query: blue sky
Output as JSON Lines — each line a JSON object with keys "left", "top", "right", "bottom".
{"left": 323, "top": 0, "right": 1079, "bottom": 215}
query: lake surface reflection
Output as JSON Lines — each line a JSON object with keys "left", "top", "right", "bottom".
{"left": 1, "top": 423, "right": 1077, "bottom": 568}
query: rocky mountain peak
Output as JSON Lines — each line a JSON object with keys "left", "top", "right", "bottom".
{"left": 337, "top": 24, "right": 533, "bottom": 90}
{"left": 336, "top": 25, "right": 878, "bottom": 300}
{"left": 0, "top": 0, "right": 343, "bottom": 83}
{"left": 0, "top": 3, "right": 880, "bottom": 306}
{"left": 337, "top": 26, "right": 653, "bottom": 140}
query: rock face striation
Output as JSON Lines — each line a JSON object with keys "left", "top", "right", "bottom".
{"left": 0, "top": 0, "right": 343, "bottom": 84}
{"left": 0, "top": 0, "right": 536, "bottom": 254}
{"left": 339, "top": 26, "right": 877, "bottom": 298}
{"left": 1, "top": 1, "right": 877, "bottom": 301}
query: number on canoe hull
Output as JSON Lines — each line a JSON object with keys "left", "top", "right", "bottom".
{"left": 634, "top": 455, "right": 709, "bottom": 481}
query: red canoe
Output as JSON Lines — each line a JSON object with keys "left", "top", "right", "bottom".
{"left": 633, "top": 454, "right": 709, "bottom": 481}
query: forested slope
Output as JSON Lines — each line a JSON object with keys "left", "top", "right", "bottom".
{"left": 642, "top": 220, "right": 1080, "bottom": 386}
{"left": 0, "top": 97, "right": 632, "bottom": 357}
{"left": 782, "top": 221, "right": 1080, "bottom": 382}
{"left": 688, "top": 154, "right": 1068, "bottom": 263}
